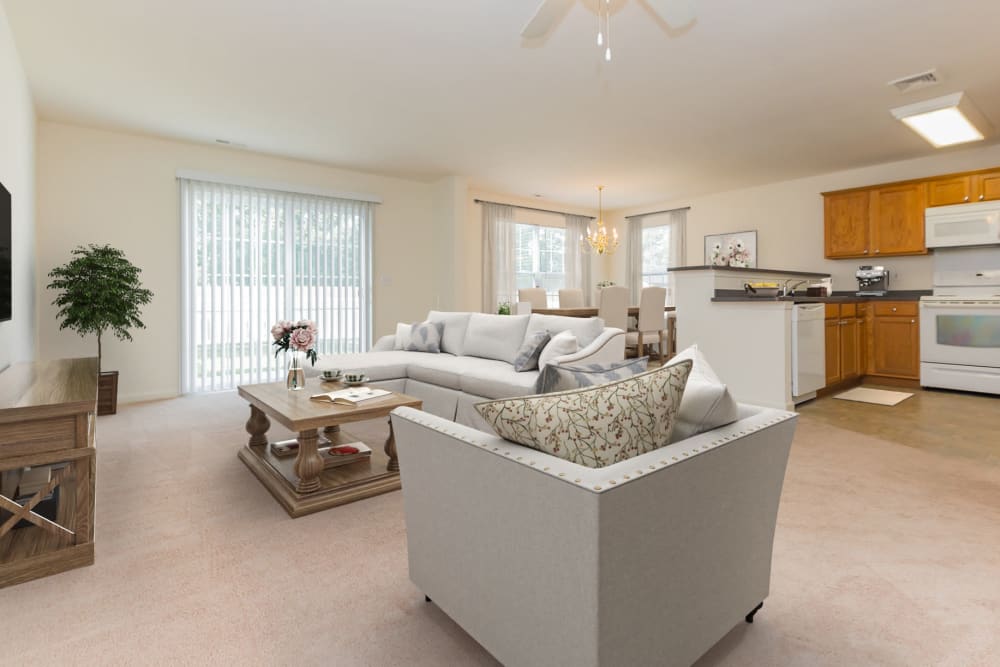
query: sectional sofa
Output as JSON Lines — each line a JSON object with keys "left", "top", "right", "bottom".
{"left": 314, "top": 311, "right": 626, "bottom": 430}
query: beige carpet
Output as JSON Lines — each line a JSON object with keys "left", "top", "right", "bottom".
{"left": 833, "top": 386, "right": 914, "bottom": 406}
{"left": 1, "top": 391, "right": 998, "bottom": 666}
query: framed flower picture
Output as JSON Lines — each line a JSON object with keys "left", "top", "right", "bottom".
{"left": 704, "top": 230, "right": 758, "bottom": 268}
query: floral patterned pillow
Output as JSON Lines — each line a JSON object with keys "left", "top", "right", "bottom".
{"left": 475, "top": 359, "right": 693, "bottom": 468}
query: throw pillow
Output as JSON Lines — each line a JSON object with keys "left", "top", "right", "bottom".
{"left": 392, "top": 322, "right": 413, "bottom": 351}
{"left": 537, "top": 330, "right": 579, "bottom": 369}
{"left": 535, "top": 356, "right": 649, "bottom": 394}
{"left": 665, "top": 344, "right": 740, "bottom": 442}
{"left": 513, "top": 330, "right": 550, "bottom": 372}
{"left": 475, "top": 359, "right": 693, "bottom": 469}
{"left": 406, "top": 320, "right": 444, "bottom": 353}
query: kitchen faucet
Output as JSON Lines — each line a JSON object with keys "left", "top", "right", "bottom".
{"left": 781, "top": 279, "right": 809, "bottom": 297}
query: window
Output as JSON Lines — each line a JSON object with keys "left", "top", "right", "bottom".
{"left": 180, "top": 178, "right": 373, "bottom": 392}
{"left": 514, "top": 223, "right": 565, "bottom": 306}
{"left": 638, "top": 209, "right": 686, "bottom": 304}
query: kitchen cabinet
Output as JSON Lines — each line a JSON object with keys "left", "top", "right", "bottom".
{"left": 926, "top": 169, "right": 1000, "bottom": 206}
{"left": 822, "top": 184, "right": 925, "bottom": 259}
{"left": 870, "top": 302, "right": 919, "bottom": 379}
{"left": 824, "top": 191, "right": 870, "bottom": 258}
{"left": 824, "top": 304, "right": 863, "bottom": 386}
{"left": 869, "top": 183, "right": 926, "bottom": 256}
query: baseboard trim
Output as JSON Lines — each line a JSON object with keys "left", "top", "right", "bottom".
{"left": 117, "top": 390, "right": 180, "bottom": 405}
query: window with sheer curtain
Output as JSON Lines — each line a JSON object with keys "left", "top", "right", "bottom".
{"left": 179, "top": 177, "right": 374, "bottom": 392}
{"left": 636, "top": 209, "right": 686, "bottom": 304}
{"left": 514, "top": 223, "right": 565, "bottom": 306}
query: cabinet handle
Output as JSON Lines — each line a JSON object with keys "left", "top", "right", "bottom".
{"left": 911, "top": 319, "right": 915, "bottom": 324}
{"left": 891, "top": 307, "right": 897, "bottom": 312}
{"left": 964, "top": 196, "right": 970, "bottom": 202}
{"left": 874, "top": 249, "right": 880, "bottom": 254}
{"left": 863, "top": 249, "right": 868, "bottom": 254}
{"left": 980, "top": 195, "right": 986, "bottom": 201}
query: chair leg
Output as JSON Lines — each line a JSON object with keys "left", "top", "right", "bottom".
{"left": 637, "top": 332, "right": 644, "bottom": 358}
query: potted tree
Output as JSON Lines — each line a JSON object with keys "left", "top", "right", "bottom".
{"left": 47, "top": 244, "right": 153, "bottom": 415}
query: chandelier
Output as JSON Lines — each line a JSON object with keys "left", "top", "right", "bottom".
{"left": 583, "top": 185, "right": 619, "bottom": 255}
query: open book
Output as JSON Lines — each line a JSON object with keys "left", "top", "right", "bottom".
{"left": 310, "top": 387, "right": 391, "bottom": 406}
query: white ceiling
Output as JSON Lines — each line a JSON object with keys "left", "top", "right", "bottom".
{"left": 6, "top": 0, "right": 1000, "bottom": 208}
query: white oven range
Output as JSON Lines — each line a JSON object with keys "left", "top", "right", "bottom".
{"left": 920, "top": 247, "right": 1000, "bottom": 395}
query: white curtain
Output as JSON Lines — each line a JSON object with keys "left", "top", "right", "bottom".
{"left": 563, "top": 214, "right": 593, "bottom": 305}
{"left": 659, "top": 208, "right": 687, "bottom": 304}
{"left": 179, "top": 178, "right": 374, "bottom": 392}
{"left": 481, "top": 203, "right": 516, "bottom": 313}
{"left": 626, "top": 215, "right": 644, "bottom": 304}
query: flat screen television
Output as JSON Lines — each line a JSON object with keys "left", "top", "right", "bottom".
{"left": 1, "top": 182, "right": 10, "bottom": 322}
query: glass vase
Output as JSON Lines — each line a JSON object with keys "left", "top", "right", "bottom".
{"left": 286, "top": 350, "right": 306, "bottom": 390}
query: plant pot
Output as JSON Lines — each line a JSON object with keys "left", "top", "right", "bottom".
{"left": 98, "top": 370, "right": 119, "bottom": 415}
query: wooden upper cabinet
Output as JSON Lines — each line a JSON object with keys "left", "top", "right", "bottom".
{"left": 869, "top": 183, "right": 926, "bottom": 256}
{"left": 975, "top": 170, "right": 1000, "bottom": 202}
{"left": 926, "top": 175, "right": 973, "bottom": 207}
{"left": 824, "top": 190, "right": 870, "bottom": 258}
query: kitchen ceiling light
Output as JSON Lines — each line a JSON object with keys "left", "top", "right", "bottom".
{"left": 891, "top": 92, "right": 992, "bottom": 148}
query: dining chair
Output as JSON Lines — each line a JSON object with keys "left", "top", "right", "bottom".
{"left": 597, "top": 285, "right": 628, "bottom": 331}
{"left": 625, "top": 287, "right": 668, "bottom": 360}
{"left": 518, "top": 288, "right": 548, "bottom": 310}
{"left": 558, "top": 289, "right": 585, "bottom": 308}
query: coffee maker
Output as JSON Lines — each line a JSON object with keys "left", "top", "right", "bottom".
{"left": 856, "top": 265, "right": 889, "bottom": 296}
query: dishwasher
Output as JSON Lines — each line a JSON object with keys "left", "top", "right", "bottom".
{"left": 792, "top": 303, "right": 826, "bottom": 403}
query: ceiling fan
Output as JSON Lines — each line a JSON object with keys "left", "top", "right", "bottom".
{"left": 521, "top": 0, "right": 697, "bottom": 61}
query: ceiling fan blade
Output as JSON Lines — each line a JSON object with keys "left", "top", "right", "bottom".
{"left": 521, "top": 0, "right": 575, "bottom": 39}
{"left": 643, "top": 0, "right": 697, "bottom": 28}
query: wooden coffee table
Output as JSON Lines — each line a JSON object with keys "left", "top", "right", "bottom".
{"left": 236, "top": 379, "right": 422, "bottom": 517}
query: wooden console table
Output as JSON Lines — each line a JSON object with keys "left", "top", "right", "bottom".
{"left": 0, "top": 358, "right": 98, "bottom": 588}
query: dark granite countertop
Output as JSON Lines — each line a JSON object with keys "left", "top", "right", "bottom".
{"left": 710, "top": 289, "right": 930, "bottom": 303}
{"left": 669, "top": 265, "right": 832, "bottom": 278}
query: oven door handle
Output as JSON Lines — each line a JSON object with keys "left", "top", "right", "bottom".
{"left": 921, "top": 301, "right": 1000, "bottom": 308}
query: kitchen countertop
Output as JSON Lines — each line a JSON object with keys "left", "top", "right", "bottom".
{"left": 710, "top": 290, "right": 931, "bottom": 303}
{"left": 669, "top": 265, "right": 832, "bottom": 278}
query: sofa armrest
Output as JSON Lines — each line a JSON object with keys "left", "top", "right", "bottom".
{"left": 371, "top": 334, "right": 395, "bottom": 351}
{"left": 552, "top": 328, "right": 625, "bottom": 367}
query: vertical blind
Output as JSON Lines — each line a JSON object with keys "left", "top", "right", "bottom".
{"left": 180, "top": 178, "right": 373, "bottom": 392}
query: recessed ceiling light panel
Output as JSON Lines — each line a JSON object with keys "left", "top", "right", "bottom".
{"left": 891, "top": 92, "right": 992, "bottom": 148}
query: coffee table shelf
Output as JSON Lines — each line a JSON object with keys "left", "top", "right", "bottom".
{"left": 237, "top": 379, "right": 422, "bottom": 518}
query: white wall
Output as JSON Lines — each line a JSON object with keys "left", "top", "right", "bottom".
{"left": 35, "top": 121, "right": 444, "bottom": 402}
{"left": 0, "top": 5, "right": 35, "bottom": 371}
{"left": 607, "top": 142, "right": 1000, "bottom": 292}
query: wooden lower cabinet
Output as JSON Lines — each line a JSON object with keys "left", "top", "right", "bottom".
{"left": 871, "top": 314, "right": 920, "bottom": 379}
{"left": 825, "top": 318, "right": 842, "bottom": 385}
{"left": 824, "top": 305, "right": 863, "bottom": 385}
{"left": 823, "top": 301, "right": 917, "bottom": 388}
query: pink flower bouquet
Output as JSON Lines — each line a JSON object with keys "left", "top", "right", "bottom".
{"left": 271, "top": 319, "right": 319, "bottom": 365}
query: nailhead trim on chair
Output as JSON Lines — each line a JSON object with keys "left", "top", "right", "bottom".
{"left": 393, "top": 408, "right": 797, "bottom": 494}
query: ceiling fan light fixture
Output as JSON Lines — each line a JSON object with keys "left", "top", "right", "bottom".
{"left": 891, "top": 92, "right": 992, "bottom": 148}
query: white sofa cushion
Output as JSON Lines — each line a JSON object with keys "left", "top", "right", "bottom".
{"left": 405, "top": 353, "right": 470, "bottom": 391}
{"left": 428, "top": 311, "right": 472, "bottom": 356}
{"left": 463, "top": 313, "right": 531, "bottom": 365}
{"left": 524, "top": 314, "right": 604, "bottom": 348}
{"left": 316, "top": 350, "right": 414, "bottom": 382}
{"left": 475, "top": 360, "right": 693, "bottom": 468}
{"left": 392, "top": 323, "right": 413, "bottom": 351}
{"left": 665, "top": 344, "right": 740, "bottom": 442}
{"left": 538, "top": 330, "right": 578, "bottom": 369}
{"left": 458, "top": 357, "right": 541, "bottom": 399}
